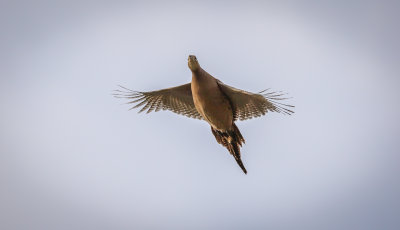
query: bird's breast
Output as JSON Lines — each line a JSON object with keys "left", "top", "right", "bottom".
{"left": 191, "top": 73, "right": 233, "bottom": 131}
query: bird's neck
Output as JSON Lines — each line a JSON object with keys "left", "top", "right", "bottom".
{"left": 191, "top": 67, "right": 204, "bottom": 80}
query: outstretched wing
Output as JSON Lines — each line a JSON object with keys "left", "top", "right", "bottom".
{"left": 114, "top": 83, "right": 203, "bottom": 120}
{"left": 217, "top": 80, "right": 294, "bottom": 121}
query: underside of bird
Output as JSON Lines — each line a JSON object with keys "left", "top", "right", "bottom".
{"left": 114, "top": 55, "right": 294, "bottom": 175}
{"left": 211, "top": 123, "right": 247, "bottom": 174}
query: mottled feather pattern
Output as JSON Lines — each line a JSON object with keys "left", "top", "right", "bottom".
{"left": 216, "top": 80, "right": 294, "bottom": 121}
{"left": 211, "top": 124, "right": 247, "bottom": 174}
{"left": 113, "top": 84, "right": 204, "bottom": 120}
{"left": 114, "top": 82, "right": 294, "bottom": 122}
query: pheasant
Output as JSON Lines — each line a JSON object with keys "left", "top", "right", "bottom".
{"left": 114, "top": 55, "right": 294, "bottom": 174}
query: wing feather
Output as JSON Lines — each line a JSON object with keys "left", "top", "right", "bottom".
{"left": 217, "top": 80, "right": 294, "bottom": 121}
{"left": 114, "top": 83, "right": 203, "bottom": 120}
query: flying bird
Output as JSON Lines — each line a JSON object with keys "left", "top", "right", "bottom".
{"left": 114, "top": 55, "right": 294, "bottom": 174}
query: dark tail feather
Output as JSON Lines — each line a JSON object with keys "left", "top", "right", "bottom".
{"left": 229, "top": 143, "right": 247, "bottom": 174}
{"left": 211, "top": 124, "right": 247, "bottom": 174}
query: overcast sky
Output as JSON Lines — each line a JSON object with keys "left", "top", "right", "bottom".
{"left": 1, "top": 1, "right": 400, "bottom": 229}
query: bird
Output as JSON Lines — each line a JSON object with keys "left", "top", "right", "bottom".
{"left": 114, "top": 55, "right": 294, "bottom": 174}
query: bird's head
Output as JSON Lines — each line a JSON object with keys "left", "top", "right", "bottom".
{"left": 188, "top": 55, "right": 200, "bottom": 72}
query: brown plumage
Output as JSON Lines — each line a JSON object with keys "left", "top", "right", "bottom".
{"left": 211, "top": 124, "right": 246, "bottom": 173}
{"left": 114, "top": 55, "right": 294, "bottom": 174}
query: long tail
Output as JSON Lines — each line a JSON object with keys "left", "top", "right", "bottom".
{"left": 211, "top": 123, "right": 247, "bottom": 174}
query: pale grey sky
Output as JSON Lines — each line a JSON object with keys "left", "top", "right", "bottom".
{"left": 1, "top": 1, "right": 399, "bottom": 230}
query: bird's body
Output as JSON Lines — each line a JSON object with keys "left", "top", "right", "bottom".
{"left": 191, "top": 68, "right": 233, "bottom": 131}
{"left": 189, "top": 57, "right": 246, "bottom": 172}
{"left": 114, "top": 55, "right": 293, "bottom": 174}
